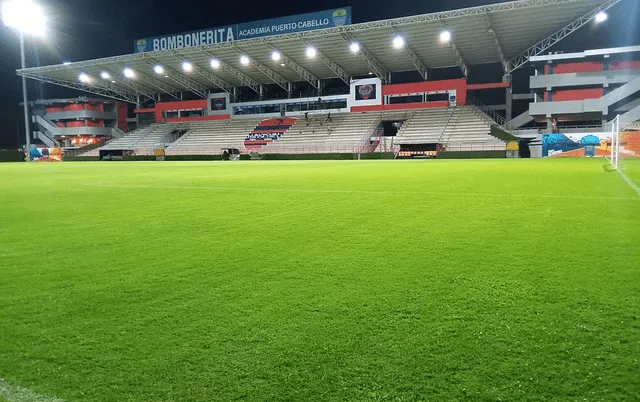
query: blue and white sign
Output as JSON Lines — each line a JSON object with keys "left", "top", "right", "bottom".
{"left": 135, "top": 8, "right": 351, "bottom": 53}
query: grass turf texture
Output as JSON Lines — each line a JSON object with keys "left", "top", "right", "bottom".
{"left": 622, "top": 157, "right": 640, "bottom": 188}
{"left": 0, "top": 159, "right": 639, "bottom": 402}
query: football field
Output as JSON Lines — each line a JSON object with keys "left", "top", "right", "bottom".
{"left": 1, "top": 159, "right": 639, "bottom": 401}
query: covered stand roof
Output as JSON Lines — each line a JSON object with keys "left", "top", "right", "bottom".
{"left": 17, "top": 0, "right": 621, "bottom": 104}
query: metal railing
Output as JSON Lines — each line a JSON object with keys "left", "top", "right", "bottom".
{"left": 438, "top": 109, "right": 459, "bottom": 144}
{"left": 356, "top": 112, "right": 385, "bottom": 153}
{"left": 467, "top": 96, "right": 507, "bottom": 128}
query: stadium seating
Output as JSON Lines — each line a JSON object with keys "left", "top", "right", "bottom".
{"left": 165, "top": 119, "right": 263, "bottom": 155}
{"left": 244, "top": 118, "right": 296, "bottom": 150}
{"left": 83, "top": 124, "right": 177, "bottom": 156}
{"left": 394, "top": 107, "right": 505, "bottom": 151}
{"left": 262, "top": 113, "right": 380, "bottom": 154}
{"left": 86, "top": 106, "right": 505, "bottom": 157}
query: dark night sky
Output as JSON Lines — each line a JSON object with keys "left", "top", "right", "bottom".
{"left": 0, "top": 0, "right": 639, "bottom": 148}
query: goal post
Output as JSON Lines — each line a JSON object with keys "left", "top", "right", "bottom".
{"left": 608, "top": 115, "right": 621, "bottom": 169}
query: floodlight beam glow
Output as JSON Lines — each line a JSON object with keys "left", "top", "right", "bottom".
{"left": 78, "top": 73, "right": 90, "bottom": 84}
{"left": 1, "top": 0, "right": 46, "bottom": 36}
{"left": 595, "top": 11, "right": 608, "bottom": 23}
{"left": 306, "top": 46, "right": 317, "bottom": 58}
{"left": 392, "top": 36, "right": 405, "bottom": 49}
{"left": 440, "top": 30, "right": 452, "bottom": 43}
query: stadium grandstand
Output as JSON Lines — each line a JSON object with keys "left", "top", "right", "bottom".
{"left": 3, "top": 1, "right": 640, "bottom": 401}
{"left": 14, "top": 0, "right": 640, "bottom": 160}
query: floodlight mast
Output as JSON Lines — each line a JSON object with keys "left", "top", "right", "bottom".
{"left": 2, "top": 0, "right": 46, "bottom": 161}
{"left": 19, "top": 31, "right": 30, "bottom": 161}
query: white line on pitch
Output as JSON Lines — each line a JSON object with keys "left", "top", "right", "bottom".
{"left": 617, "top": 168, "right": 640, "bottom": 197}
{"left": 82, "top": 183, "right": 640, "bottom": 201}
{"left": 0, "top": 379, "right": 64, "bottom": 402}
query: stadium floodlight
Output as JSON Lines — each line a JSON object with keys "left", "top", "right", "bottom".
{"left": 595, "top": 11, "right": 608, "bottom": 23}
{"left": 350, "top": 42, "right": 360, "bottom": 53}
{"left": 100, "top": 71, "right": 111, "bottom": 80}
{"left": 78, "top": 73, "right": 91, "bottom": 84}
{"left": 210, "top": 58, "right": 221, "bottom": 69}
{"left": 2, "top": 0, "right": 46, "bottom": 36}
{"left": 392, "top": 35, "right": 405, "bottom": 49}
{"left": 63, "top": 61, "right": 72, "bottom": 65}
{"left": 440, "top": 30, "right": 452, "bottom": 43}
{"left": 154, "top": 65, "right": 165, "bottom": 75}
{"left": 182, "top": 61, "right": 193, "bottom": 72}
{"left": 271, "top": 50, "right": 282, "bottom": 62}
{"left": 306, "top": 46, "right": 317, "bottom": 59}
{"left": 123, "top": 67, "right": 135, "bottom": 79}
{"left": 240, "top": 55, "right": 250, "bottom": 66}
{"left": 2, "top": 0, "right": 47, "bottom": 161}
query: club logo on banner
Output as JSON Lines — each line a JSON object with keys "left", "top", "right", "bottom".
{"left": 332, "top": 9, "right": 349, "bottom": 26}
{"left": 357, "top": 84, "right": 375, "bottom": 100}
{"left": 136, "top": 39, "right": 148, "bottom": 53}
{"left": 213, "top": 98, "right": 226, "bottom": 110}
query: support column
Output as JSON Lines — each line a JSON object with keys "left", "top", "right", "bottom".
{"left": 136, "top": 95, "right": 141, "bottom": 130}
{"left": 504, "top": 74, "right": 513, "bottom": 125}
{"left": 546, "top": 116, "right": 554, "bottom": 132}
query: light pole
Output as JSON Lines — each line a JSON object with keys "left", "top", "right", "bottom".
{"left": 19, "top": 31, "right": 31, "bottom": 160}
{"left": 2, "top": 0, "right": 46, "bottom": 162}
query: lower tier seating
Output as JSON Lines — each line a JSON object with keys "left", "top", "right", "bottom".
{"left": 88, "top": 106, "right": 506, "bottom": 156}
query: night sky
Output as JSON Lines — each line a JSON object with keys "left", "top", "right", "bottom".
{"left": 0, "top": 0, "right": 639, "bottom": 148}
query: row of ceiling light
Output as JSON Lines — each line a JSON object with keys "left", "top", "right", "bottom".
{"left": 71, "top": 9, "right": 612, "bottom": 86}
{"left": 77, "top": 32, "right": 454, "bottom": 85}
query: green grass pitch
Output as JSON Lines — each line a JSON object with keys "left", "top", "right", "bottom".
{"left": 1, "top": 159, "right": 639, "bottom": 402}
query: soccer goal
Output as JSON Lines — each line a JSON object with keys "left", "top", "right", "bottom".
{"left": 607, "top": 115, "right": 621, "bottom": 169}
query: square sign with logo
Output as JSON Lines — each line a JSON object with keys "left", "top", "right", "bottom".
{"left": 208, "top": 93, "right": 231, "bottom": 115}
{"left": 355, "top": 84, "right": 377, "bottom": 101}
{"left": 348, "top": 78, "right": 383, "bottom": 109}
